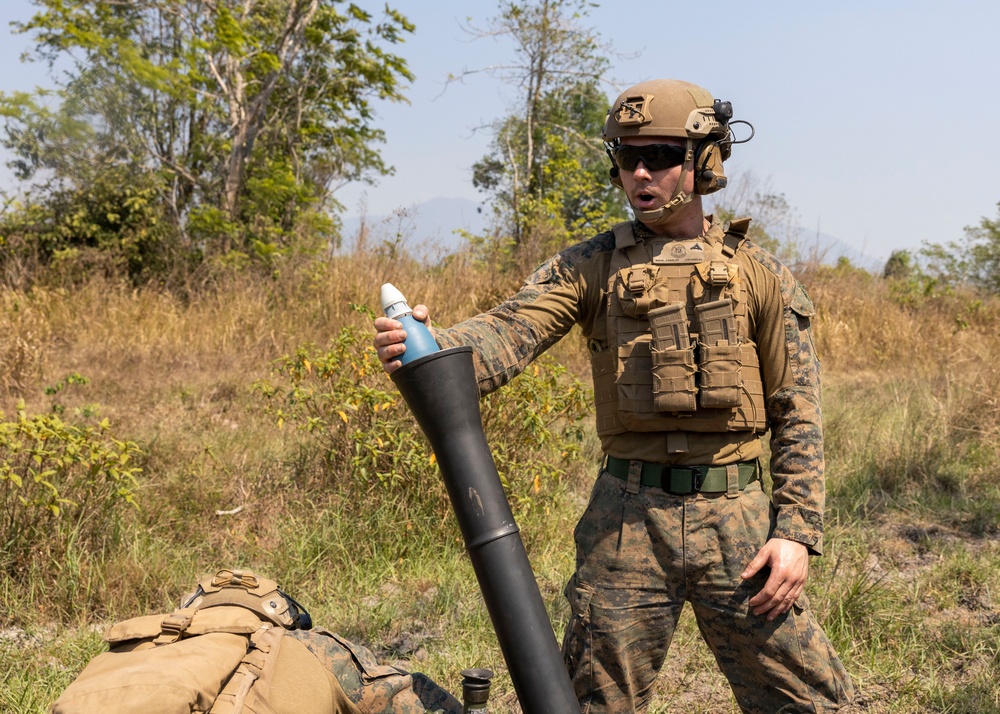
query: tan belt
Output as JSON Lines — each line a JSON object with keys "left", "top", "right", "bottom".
{"left": 604, "top": 455, "right": 758, "bottom": 495}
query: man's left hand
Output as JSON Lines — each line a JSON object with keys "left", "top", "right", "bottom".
{"left": 741, "top": 538, "right": 809, "bottom": 620}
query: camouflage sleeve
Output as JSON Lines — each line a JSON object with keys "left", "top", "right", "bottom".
{"left": 749, "top": 250, "right": 826, "bottom": 555}
{"left": 766, "top": 280, "right": 825, "bottom": 554}
{"left": 429, "top": 275, "right": 571, "bottom": 396}
{"left": 291, "top": 629, "right": 463, "bottom": 714}
{"left": 431, "top": 236, "right": 609, "bottom": 396}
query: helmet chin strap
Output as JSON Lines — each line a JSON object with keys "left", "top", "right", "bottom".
{"left": 630, "top": 140, "right": 694, "bottom": 229}
{"left": 632, "top": 189, "right": 693, "bottom": 227}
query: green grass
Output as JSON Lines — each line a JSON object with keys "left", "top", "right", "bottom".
{"left": 0, "top": 626, "right": 105, "bottom": 714}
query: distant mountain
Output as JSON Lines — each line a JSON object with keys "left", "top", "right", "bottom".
{"left": 340, "top": 197, "right": 488, "bottom": 255}
{"left": 341, "top": 197, "right": 883, "bottom": 271}
{"left": 793, "top": 230, "right": 883, "bottom": 271}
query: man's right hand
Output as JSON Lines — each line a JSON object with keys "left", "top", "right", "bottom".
{"left": 373, "top": 304, "right": 431, "bottom": 374}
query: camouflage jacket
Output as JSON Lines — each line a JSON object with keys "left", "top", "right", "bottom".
{"left": 433, "top": 217, "right": 826, "bottom": 554}
{"left": 291, "top": 628, "right": 461, "bottom": 714}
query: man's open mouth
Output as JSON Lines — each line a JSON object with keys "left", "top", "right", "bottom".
{"left": 634, "top": 191, "right": 658, "bottom": 208}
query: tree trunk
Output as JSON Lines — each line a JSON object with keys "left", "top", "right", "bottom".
{"left": 220, "top": 0, "right": 319, "bottom": 220}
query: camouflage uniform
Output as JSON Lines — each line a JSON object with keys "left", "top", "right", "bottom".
{"left": 291, "top": 628, "right": 462, "bottom": 714}
{"left": 434, "top": 217, "right": 855, "bottom": 713}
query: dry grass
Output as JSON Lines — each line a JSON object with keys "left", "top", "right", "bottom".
{"left": 1, "top": 247, "right": 999, "bottom": 713}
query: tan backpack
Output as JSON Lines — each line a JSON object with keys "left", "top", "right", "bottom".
{"left": 50, "top": 568, "right": 455, "bottom": 714}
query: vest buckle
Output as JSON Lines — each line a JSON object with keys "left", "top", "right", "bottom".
{"left": 707, "top": 261, "right": 731, "bottom": 286}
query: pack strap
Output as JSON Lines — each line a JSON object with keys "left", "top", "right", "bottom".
{"left": 209, "top": 625, "right": 285, "bottom": 714}
{"left": 153, "top": 607, "right": 197, "bottom": 645}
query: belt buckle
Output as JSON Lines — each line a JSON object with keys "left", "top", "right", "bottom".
{"left": 663, "top": 466, "right": 705, "bottom": 495}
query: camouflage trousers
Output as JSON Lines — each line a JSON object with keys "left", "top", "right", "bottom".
{"left": 561, "top": 470, "right": 855, "bottom": 713}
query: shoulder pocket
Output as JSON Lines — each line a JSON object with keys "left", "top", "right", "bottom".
{"left": 789, "top": 283, "right": 815, "bottom": 319}
{"left": 784, "top": 283, "right": 820, "bottom": 386}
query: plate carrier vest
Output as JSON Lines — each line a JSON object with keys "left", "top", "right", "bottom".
{"left": 590, "top": 218, "right": 769, "bottom": 437}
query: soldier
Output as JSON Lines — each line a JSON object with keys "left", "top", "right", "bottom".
{"left": 374, "top": 79, "right": 855, "bottom": 713}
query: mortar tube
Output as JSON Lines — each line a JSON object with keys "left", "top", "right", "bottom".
{"left": 390, "top": 346, "right": 580, "bottom": 714}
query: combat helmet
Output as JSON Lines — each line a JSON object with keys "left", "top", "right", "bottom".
{"left": 179, "top": 568, "right": 312, "bottom": 630}
{"left": 603, "top": 79, "right": 750, "bottom": 226}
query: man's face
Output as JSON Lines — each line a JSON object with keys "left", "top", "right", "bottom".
{"left": 617, "top": 136, "right": 694, "bottom": 214}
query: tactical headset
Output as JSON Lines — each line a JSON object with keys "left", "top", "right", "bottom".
{"left": 602, "top": 80, "right": 753, "bottom": 196}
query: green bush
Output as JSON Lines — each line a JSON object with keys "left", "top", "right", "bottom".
{"left": 0, "top": 168, "right": 174, "bottom": 284}
{"left": 254, "top": 325, "right": 437, "bottom": 493}
{"left": 0, "top": 401, "right": 141, "bottom": 578}
{"left": 254, "top": 323, "right": 592, "bottom": 520}
{"left": 479, "top": 358, "right": 591, "bottom": 514}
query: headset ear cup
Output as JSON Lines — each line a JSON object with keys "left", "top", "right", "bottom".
{"left": 609, "top": 165, "right": 623, "bottom": 189}
{"left": 694, "top": 142, "right": 727, "bottom": 194}
{"left": 605, "top": 145, "right": 625, "bottom": 189}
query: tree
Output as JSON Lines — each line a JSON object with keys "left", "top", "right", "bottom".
{"left": 707, "top": 170, "right": 801, "bottom": 261}
{"left": 0, "top": 0, "right": 414, "bottom": 271}
{"left": 458, "top": 0, "right": 625, "bottom": 263}
{"left": 883, "top": 249, "right": 915, "bottom": 280}
{"left": 920, "top": 202, "right": 1000, "bottom": 294}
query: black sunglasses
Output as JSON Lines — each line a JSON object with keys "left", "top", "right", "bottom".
{"left": 611, "top": 144, "right": 688, "bottom": 172}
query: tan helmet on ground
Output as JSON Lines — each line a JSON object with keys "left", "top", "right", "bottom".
{"left": 603, "top": 79, "right": 745, "bottom": 227}
{"left": 179, "top": 567, "right": 313, "bottom": 630}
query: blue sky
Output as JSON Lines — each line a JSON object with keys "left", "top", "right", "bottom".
{"left": 2, "top": 1, "right": 999, "bottom": 263}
